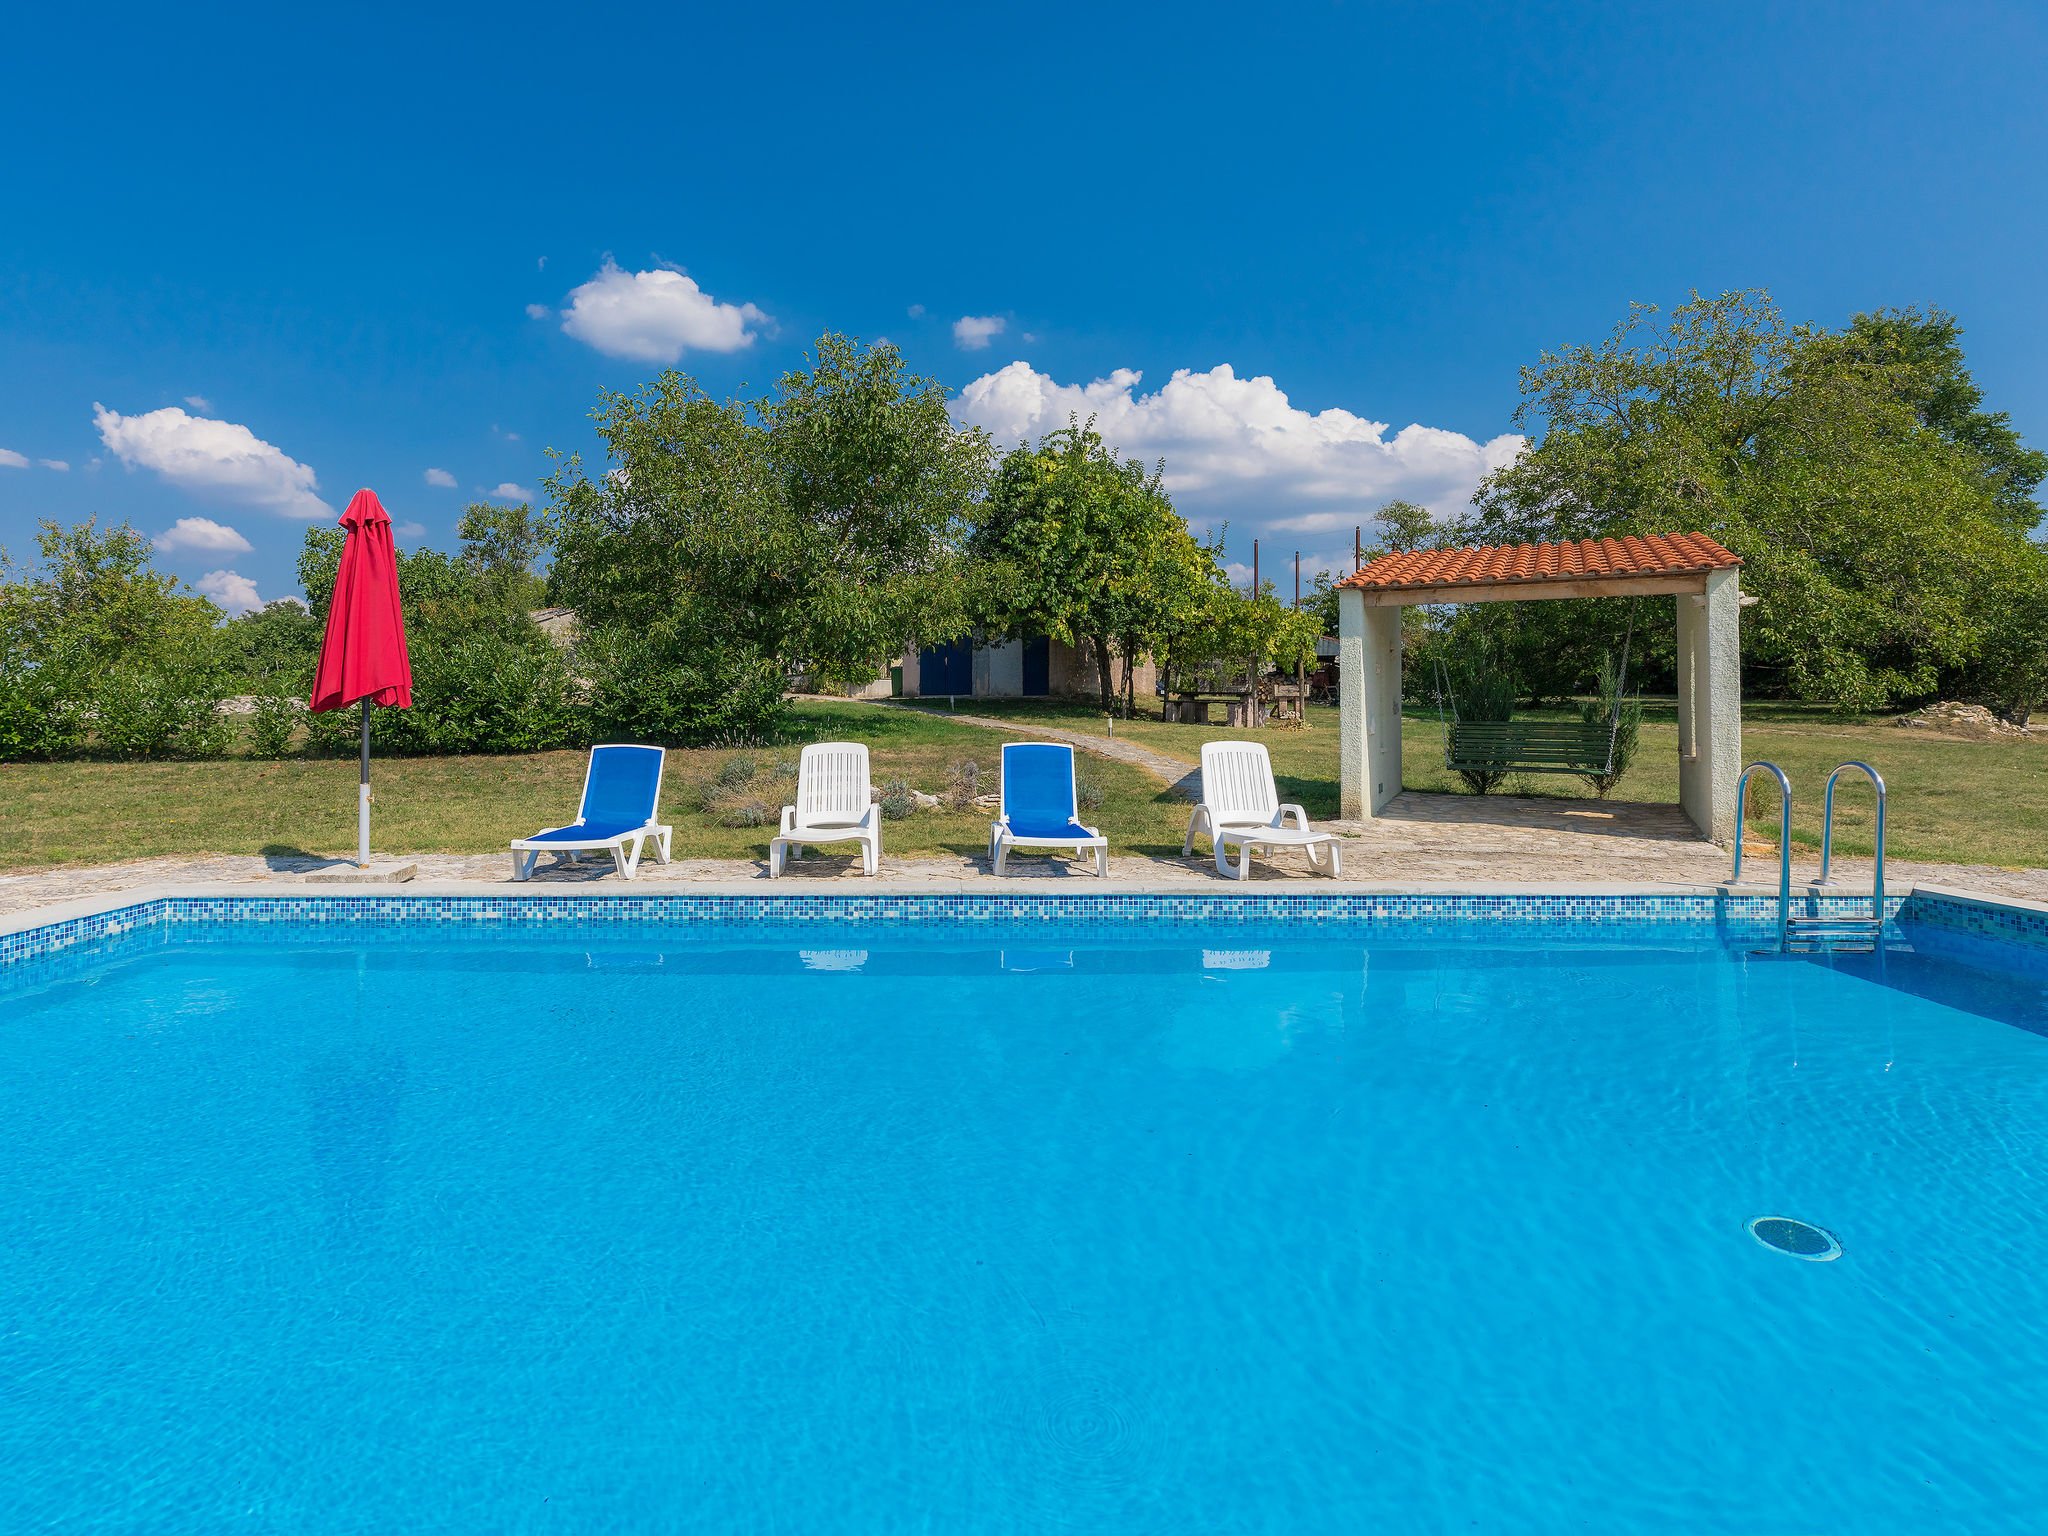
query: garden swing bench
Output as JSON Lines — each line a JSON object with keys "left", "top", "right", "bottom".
{"left": 1432, "top": 607, "right": 1638, "bottom": 780}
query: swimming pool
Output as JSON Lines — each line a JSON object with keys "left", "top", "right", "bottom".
{"left": 4, "top": 900, "right": 2046, "bottom": 1531}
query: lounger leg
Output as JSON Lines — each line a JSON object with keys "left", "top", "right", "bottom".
{"left": 1214, "top": 837, "right": 1233, "bottom": 878}
{"left": 654, "top": 828, "right": 672, "bottom": 865}
{"left": 1328, "top": 840, "right": 1343, "bottom": 879}
{"left": 994, "top": 840, "right": 1008, "bottom": 877}
{"left": 1095, "top": 843, "right": 1108, "bottom": 877}
{"left": 769, "top": 841, "right": 782, "bottom": 879}
{"left": 511, "top": 849, "right": 531, "bottom": 882}
{"left": 1236, "top": 839, "right": 1254, "bottom": 881}
{"left": 612, "top": 841, "right": 633, "bottom": 880}
{"left": 1182, "top": 806, "right": 1207, "bottom": 857}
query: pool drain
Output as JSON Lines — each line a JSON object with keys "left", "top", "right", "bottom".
{"left": 1747, "top": 1217, "right": 1841, "bottom": 1261}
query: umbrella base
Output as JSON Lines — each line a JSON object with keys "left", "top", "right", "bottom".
{"left": 303, "top": 861, "right": 419, "bottom": 884}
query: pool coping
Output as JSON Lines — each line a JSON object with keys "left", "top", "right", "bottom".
{"left": 1, "top": 875, "right": 1910, "bottom": 941}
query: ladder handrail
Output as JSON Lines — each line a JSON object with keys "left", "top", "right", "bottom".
{"left": 1732, "top": 761, "right": 1793, "bottom": 948}
{"left": 1818, "top": 760, "right": 1885, "bottom": 924}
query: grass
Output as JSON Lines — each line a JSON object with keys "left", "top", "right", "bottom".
{"left": 907, "top": 696, "right": 2048, "bottom": 868}
{"left": 6, "top": 696, "right": 2043, "bottom": 872}
{"left": 0, "top": 703, "right": 1186, "bottom": 872}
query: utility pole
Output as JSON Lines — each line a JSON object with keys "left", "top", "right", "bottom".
{"left": 1252, "top": 538, "right": 1259, "bottom": 595}
{"left": 1294, "top": 551, "right": 1300, "bottom": 608}
{"left": 1354, "top": 525, "right": 1362, "bottom": 570}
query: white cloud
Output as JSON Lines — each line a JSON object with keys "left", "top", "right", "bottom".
{"left": 557, "top": 258, "right": 768, "bottom": 363}
{"left": 951, "top": 362, "right": 1525, "bottom": 565}
{"left": 393, "top": 521, "right": 426, "bottom": 539}
{"left": 538, "top": 256, "right": 547, "bottom": 271}
{"left": 93, "top": 403, "right": 332, "bottom": 519}
{"left": 40, "top": 459, "right": 69, "bottom": 471}
{"left": 184, "top": 395, "right": 212, "bottom": 411}
{"left": 907, "top": 303, "right": 925, "bottom": 318}
{"left": 195, "top": 569, "right": 262, "bottom": 616}
{"left": 525, "top": 303, "right": 551, "bottom": 320}
{"left": 953, "top": 315, "right": 1006, "bottom": 351}
{"left": 484, "top": 482, "right": 534, "bottom": 502}
{"left": 424, "top": 467, "right": 457, "bottom": 488}
{"left": 154, "top": 517, "right": 253, "bottom": 554}
{"left": 0, "top": 449, "right": 26, "bottom": 468}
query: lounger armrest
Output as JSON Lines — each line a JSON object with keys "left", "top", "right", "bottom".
{"left": 1278, "top": 803, "right": 1311, "bottom": 830}
{"left": 779, "top": 805, "right": 796, "bottom": 836}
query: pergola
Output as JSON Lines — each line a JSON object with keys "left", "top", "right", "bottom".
{"left": 1335, "top": 533, "right": 1745, "bottom": 843}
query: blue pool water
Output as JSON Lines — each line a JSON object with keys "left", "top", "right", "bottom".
{"left": 3, "top": 918, "right": 2047, "bottom": 1532}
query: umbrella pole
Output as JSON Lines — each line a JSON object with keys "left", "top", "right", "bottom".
{"left": 358, "top": 699, "right": 371, "bottom": 868}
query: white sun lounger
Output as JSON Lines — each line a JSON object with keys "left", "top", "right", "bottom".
{"left": 770, "top": 742, "right": 882, "bottom": 877}
{"left": 1182, "top": 739, "right": 1344, "bottom": 880}
{"left": 510, "top": 743, "right": 673, "bottom": 881}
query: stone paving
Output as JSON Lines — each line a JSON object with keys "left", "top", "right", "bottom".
{"left": 4, "top": 789, "right": 2041, "bottom": 914}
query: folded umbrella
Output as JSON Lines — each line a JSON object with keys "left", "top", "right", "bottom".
{"left": 309, "top": 489, "right": 413, "bottom": 867}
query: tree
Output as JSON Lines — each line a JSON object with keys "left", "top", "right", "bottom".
{"left": 971, "top": 423, "right": 1186, "bottom": 714}
{"left": 457, "top": 500, "right": 549, "bottom": 611}
{"left": 547, "top": 335, "right": 992, "bottom": 704}
{"left": 1843, "top": 307, "right": 2048, "bottom": 525}
{"left": 1470, "top": 289, "right": 2040, "bottom": 712}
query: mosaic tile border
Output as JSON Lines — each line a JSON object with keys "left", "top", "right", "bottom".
{"left": 2, "top": 888, "right": 1933, "bottom": 973}
{"left": 1900, "top": 889, "right": 2048, "bottom": 952}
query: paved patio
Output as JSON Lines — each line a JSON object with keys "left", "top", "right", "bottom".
{"left": 4, "top": 790, "right": 2040, "bottom": 915}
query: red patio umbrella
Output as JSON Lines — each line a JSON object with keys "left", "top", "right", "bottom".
{"left": 309, "top": 489, "right": 414, "bottom": 868}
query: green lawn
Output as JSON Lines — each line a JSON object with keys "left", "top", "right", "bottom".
{"left": 908, "top": 697, "right": 2048, "bottom": 868}
{"left": 0, "top": 703, "right": 1187, "bottom": 871}
{"left": 5, "top": 696, "right": 2042, "bottom": 872}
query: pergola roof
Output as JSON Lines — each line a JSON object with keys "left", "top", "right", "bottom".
{"left": 1337, "top": 533, "right": 1741, "bottom": 604}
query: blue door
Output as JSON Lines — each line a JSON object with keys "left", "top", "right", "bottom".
{"left": 918, "top": 638, "right": 973, "bottom": 696}
{"left": 1021, "top": 635, "right": 1050, "bottom": 696}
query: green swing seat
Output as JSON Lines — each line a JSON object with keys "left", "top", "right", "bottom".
{"left": 1444, "top": 718, "right": 1620, "bottom": 776}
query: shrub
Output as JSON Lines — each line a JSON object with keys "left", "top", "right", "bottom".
{"left": 582, "top": 624, "right": 786, "bottom": 747}
{"left": 90, "top": 644, "right": 234, "bottom": 759}
{"left": 943, "top": 759, "right": 981, "bottom": 809}
{"left": 714, "top": 751, "right": 759, "bottom": 788}
{"left": 1075, "top": 773, "right": 1105, "bottom": 812}
{"left": 1441, "top": 642, "right": 1519, "bottom": 796}
{"left": 878, "top": 778, "right": 917, "bottom": 820}
{"left": 247, "top": 679, "right": 305, "bottom": 759}
{"left": 0, "top": 654, "right": 86, "bottom": 761}
{"left": 1577, "top": 650, "right": 1644, "bottom": 799}
{"left": 306, "top": 633, "right": 584, "bottom": 756}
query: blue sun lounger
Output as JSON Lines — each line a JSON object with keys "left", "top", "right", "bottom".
{"left": 987, "top": 741, "right": 1109, "bottom": 876}
{"left": 510, "top": 744, "right": 673, "bottom": 881}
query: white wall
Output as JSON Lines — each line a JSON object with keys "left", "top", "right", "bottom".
{"left": 1338, "top": 590, "right": 1404, "bottom": 820}
{"left": 1676, "top": 567, "right": 1743, "bottom": 843}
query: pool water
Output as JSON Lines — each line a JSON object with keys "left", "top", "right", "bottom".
{"left": 3, "top": 920, "right": 2046, "bottom": 1532}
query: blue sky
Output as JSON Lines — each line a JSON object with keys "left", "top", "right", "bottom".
{"left": 3, "top": 0, "right": 2043, "bottom": 610}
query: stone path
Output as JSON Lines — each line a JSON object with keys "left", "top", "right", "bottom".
{"left": 896, "top": 705, "right": 1204, "bottom": 799}
{"left": 4, "top": 787, "right": 2041, "bottom": 914}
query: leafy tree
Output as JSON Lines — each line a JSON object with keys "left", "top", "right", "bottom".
{"left": 547, "top": 334, "right": 991, "bottom": 707}
{"left": 0, "top": 518, "right": 229, "bottom": 760}
{"left": 1470, "top": 289, "right": 2038, "bottom": 712}
{"left": 1843, "top": 307, "right": 2047, "bottom": 525}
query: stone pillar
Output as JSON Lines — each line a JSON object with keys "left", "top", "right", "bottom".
{"left": 1676, "top": 568, "right": 1742, "bottom": 844}
{"left": 1339, "top": 589, "right": 1404, "bottom": 821}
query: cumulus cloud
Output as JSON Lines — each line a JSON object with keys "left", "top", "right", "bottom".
{"left": 484, "top": 482, "right": 534, "bottom": 502}
{"left": 557, "top": 258, "right": 768, "bottom": 363}
{"left": 424, "top": 467, "right": 457, "bottom": 488}
{"left": 951, "top": 362, "right": 1524, "bottom": 568}
{"left": 907, "top": 304, "right": 925, "bottom": 318}
{"left": 184, "top": 395, "right": 212, "bottom": 411}
{"left": 393, "top": 521, "right": 427, "bottom": 539}
{"left": 0, "top": 448, "right": 27, "bottom": 468}
{"left": 525, "top": 303, "right": 551, "bottom": 320}
{"left": 154, "top": 517, "right": 253, "bottom": 554}
{"left": 93, "top": 403, "right": 332, "bottom": 519}
{"left": 953, "top": 315, "right": 1006, "bottom": 351}
{"left": 195, "top": 569, "right": 262, "bottom": 616}
{"left": 40, "top": 459, "right": 69, "bottom": 471}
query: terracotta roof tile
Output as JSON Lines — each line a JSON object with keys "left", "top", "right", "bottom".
{"left": 1336, "top": 533, "right": 1740, "bottom": 592}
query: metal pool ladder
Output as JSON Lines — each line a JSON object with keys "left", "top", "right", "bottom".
{"left": 1730, "top": 760, "right": 1887, "bottom": 953}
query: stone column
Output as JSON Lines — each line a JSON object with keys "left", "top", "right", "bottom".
{"left": 1339, "top": 589, "right": 1404, "bottom": 821}
{"left": 1676, "top": 568, "right": 1742, "bottom": 844}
